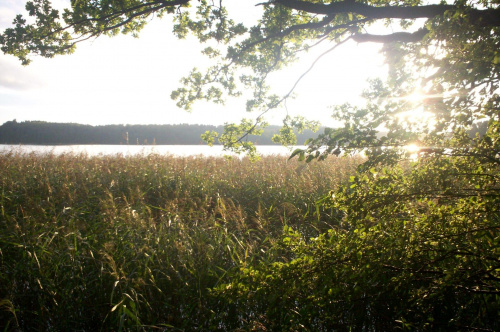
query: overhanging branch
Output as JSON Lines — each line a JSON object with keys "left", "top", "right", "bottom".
{"left": 235, "top": 15, "right": 338, "bottom": 58}
{"left": 274, "top": 0, "right": 500, "bottom": 27}
{"left": 274, "top": 0, "right": 455, "bottom": 18}
{"left": 353, "top": 28, "right": 429, "bottom": 43}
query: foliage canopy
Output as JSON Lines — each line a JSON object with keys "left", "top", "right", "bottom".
{"left": 1, "top": 0, "right": 499, "bottom": 157}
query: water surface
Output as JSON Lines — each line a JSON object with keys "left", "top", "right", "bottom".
{"left": 0, "top": 144, "right": 300, "bottom": 157}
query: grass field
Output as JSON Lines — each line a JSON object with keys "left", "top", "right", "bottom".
{"left": 0, "top": 151, "right": 362, "bottom": 330}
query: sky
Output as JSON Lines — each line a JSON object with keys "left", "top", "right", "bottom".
{"left": 0, "top": 0, "right": 387, "bottom": 127}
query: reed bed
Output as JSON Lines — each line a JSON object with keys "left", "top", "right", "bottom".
{"left": 0, "top": 151, "right": 361, "bottom": 330}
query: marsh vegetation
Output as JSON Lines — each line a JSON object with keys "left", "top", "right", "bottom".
{"left": 0, "top": 151, "right": 361, "bottom": 330}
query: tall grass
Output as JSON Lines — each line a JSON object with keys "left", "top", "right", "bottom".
{"left": 0, "top": 151, "right": 361, "bottom": 330}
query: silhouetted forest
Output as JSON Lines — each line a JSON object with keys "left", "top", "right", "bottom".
{"left": 0, "top": 120, "right": 320, "bottom": 145}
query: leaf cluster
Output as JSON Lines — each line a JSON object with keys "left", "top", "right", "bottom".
{"left": 214, "top": 154, "right": 500, "bottom": 330}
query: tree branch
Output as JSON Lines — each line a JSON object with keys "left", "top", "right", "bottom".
{"left": 274, "top": 0, "right": 500, "bottom": 26}
{"left": 236, "top": 35, "right": 352, "bottom": 144}
{"left": 274, "top": 0, "right": 455, "bottom": 18}
{"left": 352, "top": 28, "right": 429, "bottom": 43}
{"left": 235, "top": 15, "right": 336, "bottom": 58}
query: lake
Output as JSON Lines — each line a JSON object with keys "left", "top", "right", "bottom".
{"left": 0, "top": 144, "right": 302, "bottom": 157}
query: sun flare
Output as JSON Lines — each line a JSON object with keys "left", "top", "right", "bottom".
{"left": 405, "top": 90, "right": 427, "bottom": 104}
{"left": 404, "top": 143, "right": 421, "bottom": 160}
{"left": 405, "top": 143, "right": 421, "bottom": 153}
{"left": 393, "top": 88, "right": 441, "bottom": 128}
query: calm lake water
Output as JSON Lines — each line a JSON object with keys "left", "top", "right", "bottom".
{"left": 0, "top": 144, "right": 301, "bottom": 157}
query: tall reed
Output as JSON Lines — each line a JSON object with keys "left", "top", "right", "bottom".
{"left": 0, "top": 151, "right": 361, "bottom": 330}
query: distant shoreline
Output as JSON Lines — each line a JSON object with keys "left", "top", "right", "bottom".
{"left": 0, "top": 120, "right": 320, "bottom": 146}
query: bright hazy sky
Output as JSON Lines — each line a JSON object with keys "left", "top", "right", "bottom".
{"left": 0, "top": 0, "right": 387, "bottom": 127}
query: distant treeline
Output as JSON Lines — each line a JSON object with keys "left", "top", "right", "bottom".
{"left": 0, "top": 120, "right": 321, "bottom": 145}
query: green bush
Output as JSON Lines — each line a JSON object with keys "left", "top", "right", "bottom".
{"left": 214, "top": 154, "right": 500, "bottom": 331}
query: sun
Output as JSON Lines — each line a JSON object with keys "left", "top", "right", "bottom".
{"left": 405, "top": 89, "right": 428, "bottom": 104}
{"left": 404, "top": 143, "right": 421, "bottom": 160}
{"left": 405, "top": 143, "right": 420, "bottom": 153}
{"left": 393, "top": 87, "right": 440, "bottom": 129}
